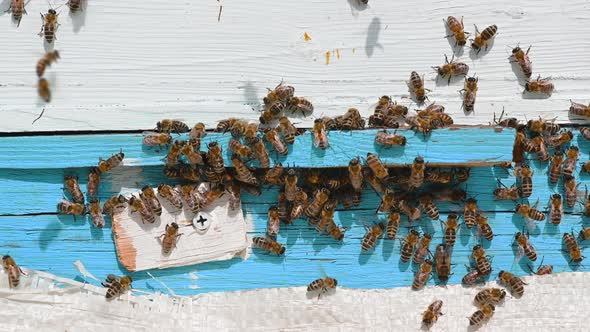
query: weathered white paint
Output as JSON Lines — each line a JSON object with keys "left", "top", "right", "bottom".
{"left": 0, "top": 1, "right": 589, "bottom": 132}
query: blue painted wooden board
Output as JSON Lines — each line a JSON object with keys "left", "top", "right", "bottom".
{"left": 0, "top": 127, "right": 513, "bottom": 169}
{"left": 0, "top": 128, "right": 589, "bottom": 296}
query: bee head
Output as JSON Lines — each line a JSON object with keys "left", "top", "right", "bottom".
{"left": 512, "top": 47, "right": 520, "bottom": 54}
{"left": 471, "top": 43, "right": 481, "bottom": 51}
{"left": 49, "top": 9, "right": 57, "bottom": 15}
{"left": 457, "top": 40, "right": 466, "bottom": 47}
{"left": 279, "top": 246, "right": 286, "bottom": 255}
{"left": 514, "top": 204, "right": 522, "bottom": 211}
{"left": 524, "top": 83, "right": 530, "bottom": 91}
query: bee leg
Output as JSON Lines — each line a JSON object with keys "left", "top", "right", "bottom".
{"left": 447, "top": 76, "right": 451, "bottom": 85}
{"left": 526, "top": 46, "right": 532, "bottom": 55}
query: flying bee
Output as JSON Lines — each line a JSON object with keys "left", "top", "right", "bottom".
{"left": 363, "top": 168, "right": 386, "bottom": 194}
{"left": 408, "top": 71, "right": 429, "bottom": 103}
{"left": 413, "top": 233, "right": 433, "bottom": 264}
{"left": 422, "top": 300, "right": 443, "bottom": 329}
{"left": 206, "top": 141, "right": 225, "bottom": 175}
{"left": 443, "top": 214, "right": 459, "bottom": 246}
{"left": 463, "top": 198, "right": 479, "bottom": 228}
{"left": 515, "top": 203, "right": 545, "bottom": 221}
{"left": 64, "top": 175, "right": 84, "bottom": 204}
{"left": 549, "top": 194, "right": 563, "bottom": 225}
{"left": 307, "top": 277, "right": 338, "bottom": 298}
{"left": 251, "top": 137, "right": 271, "bottom": 168}
{"left": 546, "top": 131, "right": 573, "bottom": 148}
{"left": 37, "top": 78, "right": 51, "bottom": 102}
{"left": 86, "top": 167, "right": 100, "bottom": 198}
{"left": 128, "top": 195, "right": 155, "bottom": 224}
{"left": 549, "top": 150, "right": 564, "bottom": 183}
{"left": 157, "top": 223, "right": 181, "bottom": 254}
{"left": 39, "top": 8, "right": 59, "bottom": 43}
{"left": 305, "top": 188, "right": 330, "bottom": 220}
{"left": 475, "top": 288, "right": 506, "bottom": 306}
{"left": 472, "top": 245, "right": 492, "bottom": 275}
{"left": 499, "top": 270, "right": 527, "bottom": 297}
{"left": 514, "top": 232, "right": 537, "bottom": 261}
{"left": 140, "top": 186, "right": 162, "bottom": 216}
{"left": 563, "top": 232, "right": 584, "bottom": 263}
{"left": 103, "top": 195, "right": 127, "bottom": 216}
{"left": 374, "top": 129, "right": 406, "bottom": 147}
{"left": 57, "top": 199, "right": 86, "bottom": 215}
{"left": 435, "top": 244, "right": 452, "bottom": 282}
{"left": 284, "top": 169, "right": 299, "bottom": 202}
{"left": 157, "top": 119, "right": 189, "bottom": 133}
{"left": 418, "top": 193, "right": 439, "bottom": 220}
{"left": 2, "top": 255, "right": 25, "bottom": 289}
{"left": 36, "top": 50, "right": 60, "bottom": 77}
{"left": 157, "top": 184, "right": 183, "bottom": 209}
{"left": 252, "top": 236, "right": 285, "bottom": 255}
{"left": 494, "top": 109, "right": 520, "bottom": 128}
{"left": 377, "top": 189, "right": 396, "bottom": 213}
{"left": 524, "top": 75, "right": 554, "bottom": 95}
{"left": 361, "top": 223, "right": 385, "bottom": 251}
{"left": 432, "top": 54, "right": 469, "bottom": 84}
{"left": 445, "top": 16, "right": 468, "bottom": 46}
{"left": 142, "top": 132, "right": 172, "bottom": 147}
{"left": 494, "top": 180, "right": 521, "bottom": 200}
{"left": 267, "top": 206, "right": 280, "bottom": 238}
{"left": 102, "top": 275, "right": 132, "bottom": 300}
{"left": 366, "top": 153, "right": 389, "bottom": 180}
{"left": 89, "top": 198, "right": 106, "bottom": 228}
{"left": 400, "top": 229, "right": 420, "bottom": 262}
{"left": 288, "top": 96, "right": 314, "bottom": 116}
{"left": 408, "top": 156, "right": 425, "bottom": 189}
{"left": 97, "top": 151, "right": 124, "bottom": 174}
{"left": 511, "top": 45, "right": 532, "bottom": 78}
{"left": 476, "top": 214, "right": 494, "bottom": 241}
{"left": 570, "top": 100, "right": 590, "bottom": 118}
{"left": 312, "top": 118, "right": 329, "bottom": 150}
{"left": 469, "top": 303, "right": 495, "bottom": 326}
{"left": 66, "top": 0, "right": 82, "bottom": 13}
{"left": 278, "top": 117, "right": 298, "bottom": 144}
{"left": 516, "top": 164, "right": 533, "bottom": 198}
{"left": 563, "top": 146, "right": 579, "bottom": 178}
{"left": 265, "top": 162, "right": 285, "bottom": 186}
{"left": 231, "top": 154, "right": 258, "bottom": 185}
{"left": 564, "top": 177, "right": 578, "bottom": 208}
{"left": 412, "top": 259, "right": 433, "bottom": 290}
{"left": 244, "top": 122, "right": 259, "bottom": 145}
{"left": 398, "top": 199, "right": 422, "bottom": 221}
{"left": 386, "top": 211, "right": 400, "bottom": 240}
{"left": 460, "top": 76, "right": 478, "bottom": 112}
{"left": 181, "top": 142, "right": 205, "bottom": 166}
{"left": 264, "top": 128, "right": 288, "bottom": 155}
{"left": 470, "top": 24, "right": 498, "bottom": 53}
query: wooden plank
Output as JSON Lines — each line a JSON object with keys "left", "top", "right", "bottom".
{"left": 0, "top": 128, "right": 513, "bottom": 169}
{"left": 0, "top": 1, "right": 589, "bottom": 132}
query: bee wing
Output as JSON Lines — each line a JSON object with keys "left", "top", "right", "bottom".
{"left": 524, "top": 218, "right": 537, "bottom": 232}
{"left": 142, "top": 130, "right": 160, "bottom": 136}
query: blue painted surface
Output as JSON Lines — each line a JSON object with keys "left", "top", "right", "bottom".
{"left": 0, "top": 128, "right": 589, "bottom": 295}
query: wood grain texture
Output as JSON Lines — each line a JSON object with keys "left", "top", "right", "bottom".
{"left": 0, "top": 1, "right": 589, "bottom": 132}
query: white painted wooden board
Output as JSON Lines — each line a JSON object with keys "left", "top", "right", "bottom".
{"left": 1, "top": 0, "right": 589, "bottom": 132}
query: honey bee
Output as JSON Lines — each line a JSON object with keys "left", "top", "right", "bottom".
{"left": 422, "top": 300, "right": 443, "bottom": 329}
{"left": 267, "top": 206, "right": 280, "bottom": 238}
{"left": 563, "top": 232, "right": 584, "bottom": 263}
{"left": 460, "top": 76, "right": 478, "bottom": 112}
{"left": 316, "top": 199, "right": 337, "bottom": 233}
{"left": 399, "top": 229, "right": 420, "bottom": 262}
{"left": 512, "top": 129, "right": 526, "bottom": 164}
{"left": 432, "top": 54, "right": 469, "bottom": 84}
{"left": 215, "top": 118, "right": 237, "bottom": 133}
{"left": 307, "top": 276, "right": 338, "bottom": 298}
{"left": 156, "top": 119, "right": 189, "bottom": 133}
{"left": 305, "top": 188, "right": 330, "bottom": 220}
{"left": 462, "top": 267, "right": 483, "bottom": 286}
{"left": 563, "top": 146, "right": 579, "bottom": 179}
{"left": 199, "top": 183, "right": 226, "bottom": 207}
{"left": 515, "top": 203, "right": 545, "bottom": 221}
{"left": 363, "top": 168, "right": 386, "bottom": 194}
{"left": 39, "top": 8, "right": 59, "bottom": 43}
{"left": 142, "top": 132, "right": 172, "bottom": 147}
{"left": 7, "top": 0, "right": 28, "bottom": 27}
{"left": 259, "top": 107, "right": 280, "bottom": 125}
{"left": 128, "top": 195, "right": 155, "bottom": 224}
{"left": 229, "top": 119, "right": 248, "bottom": 138}
{"left": 527, "top": 117, "right": 560, "bottom": 135}
{"left": 511, "top": 45, "right": 532, "bottom": 78}
{"left": 264, "top": 128, "right": 288, "bottom": 155}
{"left": 361, "top": 223, "right": 385, "bottom": 251}
{"left": 276, "top": 191, "right": 290, "bottom": 223}
{"left": 287, "top": 96, "right": 314, "bottom": 116}
{"left": 244, "top": 122, "right": 259, "bottom": 145}
{"left": 369, "top": 96, "right": 392, "bottom": 127}
{"left": 57, "top": 199, "right": 86, "bottom": 215}
{"left": 163, "top": 140, "right": 183, "bottom": 166}
{"left": 443, "top": 214, "right": 459, "bottom": 246}
{"left": 382, "top": 115, "right": 401, "bottom": 129}
{"left": 398, "top": 199, "right": 422, "bottom": 221}
{"left": 326, "top": 219, "right": 346, "bottom": 241}
{"left": 89, "top": 198, "right": 106, "bottom": 228}
{"left": 528, "top": 257, "right": 553, "bottom": 276}
{"left": 102, "top": 275, "right": 132, "bottom": 300}
{"left": 476, "top": 214, "right": 494, "bottom": 241}
{"left": 63, "top": 175, "right": 84, "bottom": 204}
{"left": 290, "top": 189, "right": 308, "bottom": 221}
{"left": 37, "top": 78, "right": 51, "bottom": 102}
{"left": 494, "top": 180, "right": 521, "bottom": 200}
{"left": 140, "top": 186, "right": 162, "bottom": 216}
{"left": 366, "top": 153, "right": 388, "bottom": 180}
{"left": 412, "top": 259, "right": 433, "bottom": 290}
{"left": 570, "top": 100, "right": 590, "bottom": 118}
{"left": 463, "top": 198, "right": 479, "bottom": 228}
{"left": 498, "top": 270, "right": 526, "bottom": 297}
{"left": 264, "top": 162, "right": 285, "bottom": 186}
{"left": 386, "top": 211, "right": 400, "bottom": 240}
{"left": 340, "top": 108, "right": 365, "bottom": 130}
{"left": 187, "top": 122, "right": 206, "bottom": 149}
{"left": 468, "top": 303, "right": 495, "bottom": 326}
{"left": 435, "top": 244, "right": 452, "bottom": 282}
{"left": 580, "top": 226, "right": 590, "bottom": 241}
{"left": 494, "top": 109, "right": 520, "bottom": 128}
{"left": 157, "top": 184, "right": 183, "bottom": 209}
{"left": 581, "top": 128, "right": 590, "bottom": 143}
{"left": 548, "top": 150, "right": 564, "bottom": 183}
{"left": 524, "top": 75, "right": 554, "bottom": 95}
{"left": 284, "top": 169, "right": 299, "bottom": 202}
{"left": 516, "top": 164, "right": 533, "bottom": 198}
{"left": 97, "top": 151, "right": 124, "bottom": 174}
{"left": 346, "top": 157, "right": 363, "bottom": 192}
{"left": 86, "top": 167, "right": 100, "bottom": 198}
{"left": 377, "top": 189, "right": 396, "bottom": 213}
{"left": 472, "top": 245, "right": 492, "bottom": 275}
{"left": 418, "top": 193, "right": 439, "bottom": 220}
{"left": 549, "top": 194, "right": 563, "bottom": 225}
{"left": 432, "top": 187, "right": 467, "bottom": 203}
{"left": 470, "top": 24, "right": 497, "bottom": 53}
{"left": 251, "top": 137, "right": 270, "bottom": 168}
{"left": 264, "top": 81, "right": 295, "bottom": 106}
{"left": 179, "top": 185, "right": 201, "bottom": 213}
{"left": 102, "top": 195, "right": 127, "bottom": 216}
{"left": 252, "top": 237, "right": 285, "bottom": 255}
{"left": 226, "top": 181, "right": 241, "bottom": 211}
{"left": 278, "top": 117, "right": 298, "bottom": 144}
{"left": 206, "top": 141, "right": 225, "bottom": 174}
{"left": 514, "top": 232, "right": 537, "bottom": 261}
{"left": 312, "top": 118, "right": 329, "bottom": 150}
{"left": 408, "top": 71, "right": 429, "bottom": 103}
{"left": 36, "top": 50, "right": 60, "bottom": 77}
{"left": 231, "top": 154, "right": 258, "bottom": 185}
{"left": 408, "top": 157, "right": 426, "bottom": 189}
{"left": 474, "top": 288, "right": 506, "bottom": 305}
{"left": 445, "top": 16, "right": 468, "bottom": 46}
{"left": 533, "top": 136, "right": 549, "bottom": 162}
{"left": 181, "top": 142, "right": 205, "bottom": 166}
{"left": 374, "top": 129, "right": 406, "bottom": 147}
{"left": 564, "top": 177, "right": 578, "bottom": 208}
{"left": 546, "top": 131, "right": 573, "bottom": 148}
{"left": 413, "top": 233, "right": 433, "bottom": 264}
{"left": 157, "top": 223, "right": 181, "bottom": 254}
{"left": 2, "top": 255, "right": 25, "bottom": 289}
